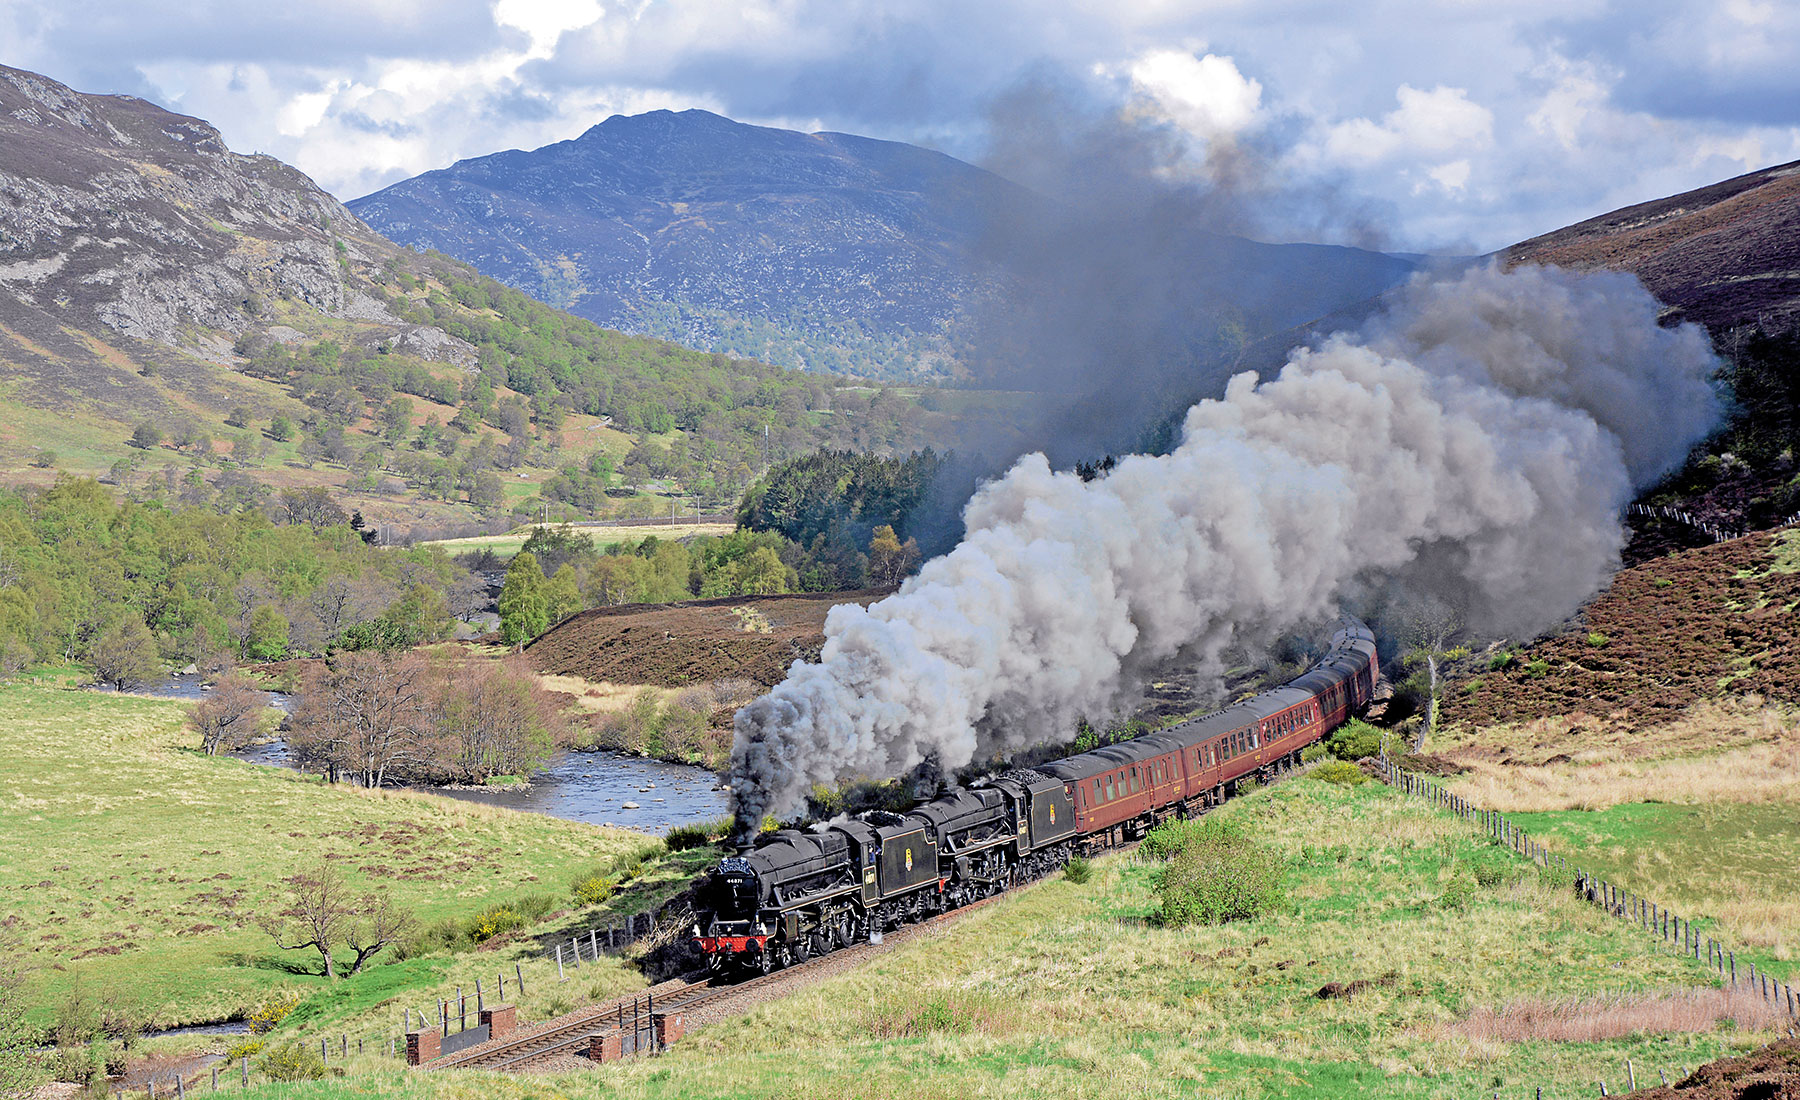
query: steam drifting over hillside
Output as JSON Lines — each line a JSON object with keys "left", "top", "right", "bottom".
{"left": 729, "top": 263, "right": 1722, "bottom": 827}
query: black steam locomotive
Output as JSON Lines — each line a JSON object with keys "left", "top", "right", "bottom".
{"left": 693, "top": 619, "right": 1379, "bottom": 976}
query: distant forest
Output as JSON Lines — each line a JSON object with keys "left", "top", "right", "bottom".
{"left": 0, "top": 450, "right": 945, "bottom": 683}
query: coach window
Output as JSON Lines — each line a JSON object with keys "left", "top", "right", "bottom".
{"left": 1105, "top": 778, "right": 1115, "bottom": 801}
{"left": 1092, "top": 780, "right": 1102, "bottom": 804}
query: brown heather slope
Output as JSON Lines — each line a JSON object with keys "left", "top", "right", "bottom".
{"left": 1619, "top": 1038, "right": 1800, "bottom": 1099}
{"left": 1502, "top": 160, "right": 1800, "bottom": 338}
{"left": 1441, "top": 528, "right": 1800, "bottom": 736}
{"left": 524, "top": 590, "right": 888, "bottom": 688}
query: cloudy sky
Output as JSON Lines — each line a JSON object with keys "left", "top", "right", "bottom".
{"left": 3, "top": 0, "right": 1796, "bottom": 252}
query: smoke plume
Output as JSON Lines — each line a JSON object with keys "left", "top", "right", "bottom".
{"left": 730, "top": 262, "right": 1721, "bottom": 828}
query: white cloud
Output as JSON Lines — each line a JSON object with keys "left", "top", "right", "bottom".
{"left": 1324, "top": 85, "right": 1494, "bottom": 164}
{"left": 2, "top": 0, "right": 1798, "bottom": 251}
{"left": 1124, "top": 49, "right": 1262, "bottom": 140}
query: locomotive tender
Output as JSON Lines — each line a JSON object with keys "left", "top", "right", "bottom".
{"left": 693, "top": 618, "right": 1379, "bottom": 975}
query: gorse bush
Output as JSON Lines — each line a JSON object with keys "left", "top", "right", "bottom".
{"left": 223, "top": 1037, "right": 266, "bottom": 1062}
{"left": 247, "top": 992, "right": 303, "bottom": 1035}
{"left": 1300, "top": 742, "right": 1328, "bottom": 764}
{"left": 1312, "top": 760, "right": 1367, "bottom": 787}
{"left": 1326, "top": 718, "right": 1383, "bottom": 760}
{"left": 257, "top": 1042, "right": 327, "bottom": 1082}
{"left": 1062, "top": 856, "right": 1093, "bottom": 885}
{"left": 1151, "top": 818, "right": 1289, "bottom": 927}
{"left": 572, "top": 875, "right": 614, "bottom": 907}
{"left": 406, "top": 891, "right": 562, "bottom": 955}
{"left": 471, "top": 906, "right": 523, "bottom": 942}
{"left": 567, "top": 841, "right": 666, "bottom": 906}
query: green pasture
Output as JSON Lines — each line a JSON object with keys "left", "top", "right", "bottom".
{"left": 229, "top": 777, "right": 1771, "bottom": 1100}
{"left": 0, "top": 669, "right": 650, "bottom": 1027}
{"left": 421, "top": 522, "right": 736, "bottom": 560}
{"left": 1510, "top": 800, "right": 1800, "bottom": 983}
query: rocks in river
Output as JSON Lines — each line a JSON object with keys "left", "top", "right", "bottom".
{"left": 622, "top": 802, "right": 640, "bottom": 809}
{"left": 652, "top": 798, "right": 664, "bottom": 802}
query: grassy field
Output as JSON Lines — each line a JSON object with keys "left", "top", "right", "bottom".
{"left": 1507, "top": 800, "right": 1800, "bottom": 984}
{"left": 0, "top": 668, "right": 652, "bottom": 1027}
{"left": 421, "top": 523, "right": 736, "bottom": 559}
{"left": 1432, "top": 686, "right": 1800, "bottom": 988}
{"left": 222, "top": 776, "right": 1778, "bottom": 1099}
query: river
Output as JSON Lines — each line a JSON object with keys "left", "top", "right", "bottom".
{"left": 118, "top": 675, "right": 730, "bottom": 836}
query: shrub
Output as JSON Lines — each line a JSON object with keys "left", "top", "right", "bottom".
{"left": 1300, "top": 742, "right": 1328, "bottom": 764}
{"left": 1487, "top": 651, "right": 1516, "bottom": 671}
{"left": 664, "top": 817, "right": 730, "bottom": 851}
{"left": 257, "top": 1042, "right": 327, "bottom": 1081}
{"left": 1461, "top": 678, "right": 1483, "bottom": 694}
{"left": 1586, "top": 632, "right": 1610, "bottom": 648}
{"left": 572, "top": 875, "right": 614, "bottom": 907}
{"left": 247, "top": 992, "right": 302, "bottom": 1036}
{"left": 1473, "top": 863, "right": 1507, "bottom": 889}
{"left": 1235, "top": 776, "right": 1260, "bottom": 794}
{"left": 1155, "top": 819, "right": 1288, "bottom": 927}
{"left": 1523, "top": 659, "right": 1551, "bottom": 679}
{"left": 1437, "top": 875, "right": 1476, "bottom": 912}
{"left": 223, "top": 1037, "right": 267, "bottom": 1061}
{"left": 1652, "top": 578, "right": 1673, "bottom": 589}
{"left": 1062, "top": 856, "right": 1093, "bottom": 885}
{"left": 1312, "top": 760, "right": 1367, "bottom": 786}
{"left": 513, "top": 892, "right": 559, "bottom": 922}
{"left": 471, "top": 906, "right": 523, "bottom": 942}
{"left": 1325, "top": 718, "right": 1383, "bottom": 760}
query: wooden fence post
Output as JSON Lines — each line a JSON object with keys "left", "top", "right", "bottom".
{"left": 242, "top": 1057, "right": 249, "bottom": 1087}
{"left": 517, "top": 962, "right": 525, "bottom": 994}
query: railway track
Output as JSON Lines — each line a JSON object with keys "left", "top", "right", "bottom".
{"left": 426, "top": 888, "right": 1022, "bottom": 1072}
{"left": 430, "top": 757, "right": 1320, "bottom": 1073}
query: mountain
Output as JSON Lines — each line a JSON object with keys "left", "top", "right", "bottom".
{"left": 1503, "top": 159, "right": 1800, "bottom": 338}
{"left": 350, "top": 110, "right": 1421, "bottom": 384}
{"left": 350, "top": 110, "right": 1008, "bottom": 382}
{"left": 1502, "top": 159, "right": 1800, "bottom": 541}
{"left": 0, "top": 65, "right": 955, "bottom": 529}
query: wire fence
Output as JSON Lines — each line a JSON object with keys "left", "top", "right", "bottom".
{"left": 1375, "top": 756, "right": 1800, "bottom": 1095}
{"left": 1627, "top": 502, "right": 1800, "bottom": 544}
{"left": 549, "top": 912, "right": 660, "bottom": 980}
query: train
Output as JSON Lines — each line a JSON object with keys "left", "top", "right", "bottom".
{"left": 691, "top": 618, "right": 1380, "bottom": 976}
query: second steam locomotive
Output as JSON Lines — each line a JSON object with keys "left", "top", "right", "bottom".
{"left": 693, "top": 619, "right": 1379, "bottom": 975}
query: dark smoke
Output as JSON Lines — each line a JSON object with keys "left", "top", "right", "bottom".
{"left": 730, "top": 262, "right": 1723, "bottom": 829}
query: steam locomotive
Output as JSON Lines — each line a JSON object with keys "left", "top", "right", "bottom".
{"left": 692, "top": 619, "right": 1379, "bottom": 976}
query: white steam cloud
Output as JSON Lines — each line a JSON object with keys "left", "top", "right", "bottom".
{"left": 729, "top": 264, "right": 1722, "bottom": 825}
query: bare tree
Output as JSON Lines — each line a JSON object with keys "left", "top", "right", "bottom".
{"left": 287, "top": 651, "right": 425, "bottom": 787}
{"left": 424, "top": 658, "right": 559, "bottom": 783}
{"left": 445, "top": 570, "right": 489, "bottom": 624}
{"left": 192, "top": 674, "right": 271, "bottom": 755}
{"left": 344, "top": 891, "right": 415, "bottom": 976}
{"left": 259, "top": 861, "right": 413, "bottom": 980}
{"left": 1402, "top": 596, "right": 1464, "bottom": 753}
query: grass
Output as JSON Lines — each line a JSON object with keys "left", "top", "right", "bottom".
{"left": 1505, "top": 800, "right": 1800, "bottom": 983}
{"left": 0, "top": 668, "right": 652, "bottom": 1028}
{"left": 217, "top": 778, "right": 1778, "bottom": 1099}
{"left": 421, "top": 523, "right": 736, "bottom": 559}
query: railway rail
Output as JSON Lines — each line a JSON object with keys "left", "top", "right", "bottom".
{"left": 425, "top": 888, "right": 1022, "bottom": 1072}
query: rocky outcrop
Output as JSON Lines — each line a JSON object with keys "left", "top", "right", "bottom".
{"left": 0, "top": 64, "right": 413, "bottom": 362}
